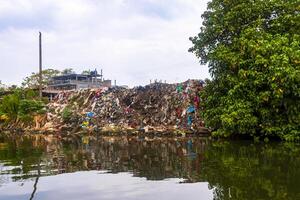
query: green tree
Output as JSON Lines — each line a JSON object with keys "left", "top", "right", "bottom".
{"left": 22, "top": 69, "right": 61, "bottom": 89}
{"left": 190, "top": 0, "right": 300, "bottom": 140}
{"left": 81, "top": 70, "right": 91, "bottom": 75}
{"left": 61, "top": 68, "right": 75, "bottom": 75}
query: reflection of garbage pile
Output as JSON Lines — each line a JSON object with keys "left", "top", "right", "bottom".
{"left": 47, "top": 80, "right": 209, "bottom": 134}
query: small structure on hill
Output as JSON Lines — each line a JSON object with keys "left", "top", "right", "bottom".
{"left": 46, "top": 69, "right": 111, "bottom": 91}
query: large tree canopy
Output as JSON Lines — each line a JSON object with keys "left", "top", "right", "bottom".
{"left": 190, "top": 0, "right": 300, "bottom": 141}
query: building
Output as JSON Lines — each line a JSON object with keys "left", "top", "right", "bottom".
{"left": 46, "top": 69, "right": 111, "bottom": 91}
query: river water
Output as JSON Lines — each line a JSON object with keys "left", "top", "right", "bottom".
{"left": 0, "top": 135, "right": 299, "bottom": 200}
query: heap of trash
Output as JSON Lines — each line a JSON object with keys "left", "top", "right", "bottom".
{"left": 44, "top": 80, "right": 209, "bottom": 135}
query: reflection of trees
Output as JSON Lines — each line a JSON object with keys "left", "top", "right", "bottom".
{"left": 0, "top": 136, "right": 210, "bottom": 183}
{"left": 200, "top": 141, "right": 300, "bottom": 200}
{"left": 0, "top": 136, "right": 44, "bottom": 186}
{"left": 1, "top": 136, "right": 300, "bottom": 200}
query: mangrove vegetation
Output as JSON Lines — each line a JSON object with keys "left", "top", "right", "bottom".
{"left": 190, "top": 0, "right": 300, "bottom": 141}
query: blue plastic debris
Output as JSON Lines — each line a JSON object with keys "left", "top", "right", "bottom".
{"left": 187, "top": 115, "right": 193, "bottom": 126}
{"left": 86, "top": 112, "right": 94, "bottom": 118}
{"left": 186, "top": 105, "right": 195, "bottom": 113}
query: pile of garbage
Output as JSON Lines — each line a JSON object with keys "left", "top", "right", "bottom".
{"left": 45, "top": 80, "right": 209, "bottom": 135}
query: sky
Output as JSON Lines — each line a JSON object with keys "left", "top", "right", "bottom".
{"left": 0, "top": 0, "right": 210, "bottom": 87}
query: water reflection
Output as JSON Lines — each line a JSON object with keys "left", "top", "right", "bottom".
{"left": 0, "top": 135, "right": 300, "bottom": 200}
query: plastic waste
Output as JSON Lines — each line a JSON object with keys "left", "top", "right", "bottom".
{"left": 186, "top": 105, "right": 195, "bottom": 113}
{"left": 46, "top": 79, "right": 207, "bottom": 133}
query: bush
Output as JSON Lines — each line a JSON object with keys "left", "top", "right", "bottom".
{"left": 61, "top": 107, "right": 73, "bottom": 122}
{"left": 0, "top": 94, "right": 20, "bottom": 120}
{"left": 0, "top": 90, "right": 45, "bottom": 123}
{"left": 19, "top": 100, "right": 45, "bottom": 116}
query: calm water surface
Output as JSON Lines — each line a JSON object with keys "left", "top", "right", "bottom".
{"left": 0, "top": 134, "right": 299, "bottom": 200}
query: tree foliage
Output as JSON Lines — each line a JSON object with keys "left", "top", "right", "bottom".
{"left": 190, "top": 0, "right": 300, "bottom": 140}
{"left": 22, "top": 69, "right": 61, "bottom": 89}
{"left": 0, "top": 81, "right": 5, "bottom": 90}
{"left": 61, "top": 68, "right": 75, "bottom": 75}
{"left": 0, "top": 82, "right": 5, "bottom": 93}
{"left": 201, "top": 141, "right": 300, "bottom": 199}
{"left": 0, "top": 94, "right": 20, "bottom": 120}
{"left": 81, "top": 70, "right": 91, "bottom": 75}
{"left": 0, "top": 89, "right": 45, "bottom": 123}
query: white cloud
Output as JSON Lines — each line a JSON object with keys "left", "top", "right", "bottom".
{"left": 0, "top": 0, "right": 210, "bottom": 87}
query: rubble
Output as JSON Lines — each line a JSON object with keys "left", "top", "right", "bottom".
{"left": 45, "top": 80, "right": 209, "bottom": 135}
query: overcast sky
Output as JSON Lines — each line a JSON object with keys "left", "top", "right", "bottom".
{"left": 0, "top": 0, "right": 210, "bottom": 87}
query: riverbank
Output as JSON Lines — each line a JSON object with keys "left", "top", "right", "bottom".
{"left": 0, "top": 80, "right": 210, "bottom": 137}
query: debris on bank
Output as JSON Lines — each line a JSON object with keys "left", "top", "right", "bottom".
{"left": 42, "top": 79, "right": 209, "bottom": 135}
{"left": 0, "top": 80, "right": 209, "bottom": 136}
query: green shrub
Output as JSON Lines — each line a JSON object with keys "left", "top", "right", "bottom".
{"left": 0, "top": 91, "right": 45, "bottom": 123}
{"left": 0, "top": 94, "right": 20, "bottom": 120}
{"left": 18, "top": 100, "right": 45, "bottom": 116}
{"left": 61, "top": 107, "right": 72, "bottom": 122}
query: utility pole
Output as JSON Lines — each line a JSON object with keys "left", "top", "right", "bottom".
{"left": 39, "top": 32, "right": 42, "bottom": 99}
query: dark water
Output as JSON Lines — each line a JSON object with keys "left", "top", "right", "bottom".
{"left": 0, "top": 135, "right": 299, "bottom": 200}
